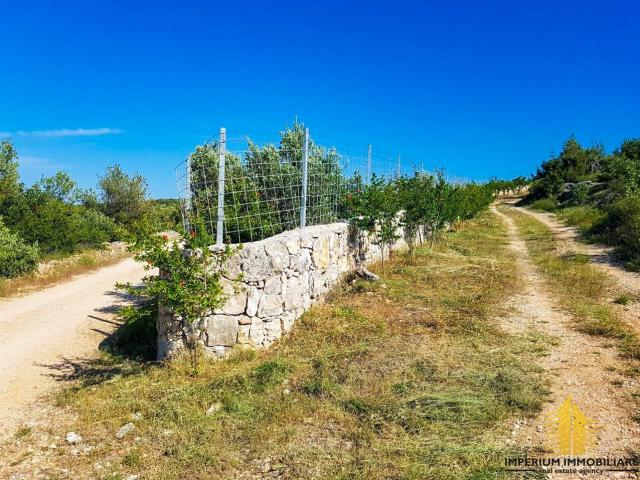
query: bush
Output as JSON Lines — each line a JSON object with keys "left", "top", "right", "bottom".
{"left": 4, "top": 188, "right": 118, "bottom": 254}
{"left": 0, "top": 218, "right": 39, "bottom": 278}
{"left": 603, "top": 195, "right": 640, "bottom": 268}
{"left": 568, "top": 182, "right": 591, "bottom": 206}
{"left": 119, "top": 228, "right": 235, "bottom": 358}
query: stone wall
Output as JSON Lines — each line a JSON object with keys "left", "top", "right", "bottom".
{"left": 157, "top": 222, "right": 409, "bottom": 359}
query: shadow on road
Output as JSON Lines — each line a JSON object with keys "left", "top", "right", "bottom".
{"left": 36, "top": 355, "right": 151, "bottom": 387}
{"left": 37, "top": 289, "right": 158, "bottom": 387}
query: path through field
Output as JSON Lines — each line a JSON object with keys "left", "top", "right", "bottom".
{"left": 493, "top": 206, "right": 640, "bottom": 479}
{"left": 517, "top": 207, "right": 640, "bottom": 295}
{"left": 0, "top": 258, "right": 147, "bottom": 441}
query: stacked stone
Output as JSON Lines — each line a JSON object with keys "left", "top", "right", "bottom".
{"left": 157, "top": 222, "right": 403, "bottom": 359}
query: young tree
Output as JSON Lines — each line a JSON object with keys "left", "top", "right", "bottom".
{"left": 98, "top": 164, "right": 149, "bottom": 226}
{"left": 347, "top": 175, "right": 399, "bottom": 270}
{"left": 425, "top": 171, "right": 451, "bottom": 248}
{"left": 0, "top": 139, "right": 21, "bottom": 206}
{"left": 121, "top": 227, "right": 235, "bottom": 364}
{"left": 34, "top": 171, "right": 78, "bottom": 203}
{"left": 397, "top": 173, "right": 433, "bottom": 254}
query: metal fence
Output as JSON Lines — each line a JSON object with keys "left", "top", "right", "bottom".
{"left": 176, "top": 126, "right": 420, "bottom": 245}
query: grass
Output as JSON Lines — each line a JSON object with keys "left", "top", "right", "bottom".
{"left": 501, "top": 206, "right": 640, "bottom": 360}
{"left": 5, "top": 214, "right": 550, "bottom": 480}
{"left": 614, "top": 292, "right": 639, "bottom": 305}
{"left": 527, "top": 200, "right": 606, "bottom": 240}
{"left": 0, "top": 247, "right": 129, "bottom": 298}
{"left": 555, "top": 206, "right": 607, "bottom": 235}
{"left": 528, "top": 198, "right": 558, "bottom": 212}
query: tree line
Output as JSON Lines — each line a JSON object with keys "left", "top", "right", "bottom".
{"left": 523, "top": 135, "right": 640, "bottom": 269}
{"left": 0, "top": 138, "right": 180, "bottom": 278}
{"left": 187, "top": 123, "right": 504, "bottom": 246}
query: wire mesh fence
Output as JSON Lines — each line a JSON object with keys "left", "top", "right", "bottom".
{"left": 176, "top": 125, "right": 421, "bottom": 244}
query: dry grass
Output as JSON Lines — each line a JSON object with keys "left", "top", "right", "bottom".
{"left": 0, "top": 247, "right": 130, "bottom": 298}
{"left": 501, "top": 206, "right": 640, "bottom": 360}
{"left": 2, "top": 214, "right": 551, "bottom": 480}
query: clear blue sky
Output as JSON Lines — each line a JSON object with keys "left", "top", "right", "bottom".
{"left": 2, "top": 0, "right": 639, "bottom": 198}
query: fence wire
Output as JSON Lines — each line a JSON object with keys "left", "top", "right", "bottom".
{"left": 176, "top": 128, "right": 419, "bottom": 244}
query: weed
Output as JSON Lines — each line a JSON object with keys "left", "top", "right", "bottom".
{"left": 614, "top": 292, "right": 637, "bottom": 305}
{"left": 556, "top": 206, "right": 606, "bottom": 234}
{"left": 13, "top": 427, "right": 32, "bottom": 439}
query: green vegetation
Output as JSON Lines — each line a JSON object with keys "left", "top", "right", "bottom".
{"left": 0, "top": 217, "right": 39, "bottom": 278}
{"left": 528, "top": 197, "right": 558, "bottom": 212}
{"left": 523, "top": 135, "right": 640, "bottom": 269}
{"left": 555, "top": 206, "right": 607, "bottom": 234}
{"left": 503, "top": 206, "right": 640, "bottom": 359}
{"left": 188, "top": 123, "right": 501, "bottom": 245}
{"left": 118, "top": 228, "right": 234, "bottom": 361}
{"left": 0, "top": 137, "right": 182, "bottom": 280}
{"left": 188, "top": 123, "right": 344, "bottom": 243}
{"left": 345, "top": 170, "right": 495, "bottom": 265}
{"left": 25, "top": 214, "right": 550, "bottom": 479}
{"left": 98, "top": 164, "right": 149, "bottom": 227}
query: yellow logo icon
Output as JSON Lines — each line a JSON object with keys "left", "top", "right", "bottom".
{"left": 545, "top": 396, "right": 598, "bottom": 455}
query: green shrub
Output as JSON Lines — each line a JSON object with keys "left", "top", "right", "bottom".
{"left": 119, "top": 228, "right": 235, "bottom": 359}
{"left": 0, "top": 219, "right": 39, "bottom": 278}
{"left": 529, "top": 197, "right": 558, "bottom": 212}
{"left": 556, "top": 206, "right": 606, "bottom": 234}
{"left": 569, "top": 182, "right": 591, "bottom": 206}
{"left": 4, "top": 188, "right": 118, "bottom": 254}
{"left": 604, "top": 195, "right": 640, "bottom": 268}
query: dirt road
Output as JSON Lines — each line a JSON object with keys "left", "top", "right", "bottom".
{"left": 493, "top": 206, "right": 640, "bottom": 479}
{"left": 0, "top": 258, "right": 148, "bottom": 440}
{"left": 519, "top": 207, "right": 640, "bottom": 293}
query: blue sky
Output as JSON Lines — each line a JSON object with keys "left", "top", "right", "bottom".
{"left": 1, "top": 0, "right": 639, "bottom": 198}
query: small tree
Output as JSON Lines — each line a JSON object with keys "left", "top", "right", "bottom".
{"left": 34, "top": 171, "right": 78, "bottom": 203}
{"left": 121, "top": 226, "right": 234, "bottom": 364}
{"left": 346, "top": 175, "right": 399, "bottom": 270}
{"left": 397, "top": 172, "right": 436, "bottom": 253}
{"left": 0, "top": 139, "right": 21, "bottom": 206}
{"left": 98, "top": 164, "right": 149, "bottom": 226}
{"left": 424, "top": 171, "right": 451, "bottom": 248}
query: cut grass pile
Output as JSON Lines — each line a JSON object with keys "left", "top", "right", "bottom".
{"left": 5, "top": 214, "right": 550, "bottom": 480}
{"left": 502, "top": 206, "right": 640, "bottom": 360}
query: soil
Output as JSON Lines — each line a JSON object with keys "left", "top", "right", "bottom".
{"left": 0, "top": 258, "right": 147, "bottom": 442}
{"left": 493, "top": 205, "right": 640, "bottom": 480}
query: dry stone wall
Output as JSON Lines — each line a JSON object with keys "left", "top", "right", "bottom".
{"left": 157, "top": 222, "right": 409, "bottom": 359}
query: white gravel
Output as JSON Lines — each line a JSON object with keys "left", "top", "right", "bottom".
{"left": 0, "top": 257, "right": 148, "bottom": 440}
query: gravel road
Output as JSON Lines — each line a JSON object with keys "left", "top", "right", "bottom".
{"left": 0, "top": 257, "right": 148, "bottom": 439}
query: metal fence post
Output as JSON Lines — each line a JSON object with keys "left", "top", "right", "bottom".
{"left": 184, "top": 157, "right": 192, "bottom": 234}
{"left": 216, "top": 127, "right": 226, "bottom": 245}
{"left": 300, "top": 127, "right": 309, "bottom": 228}
{"left": 367, "top": 144, "right": 372, "bottom": 184}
